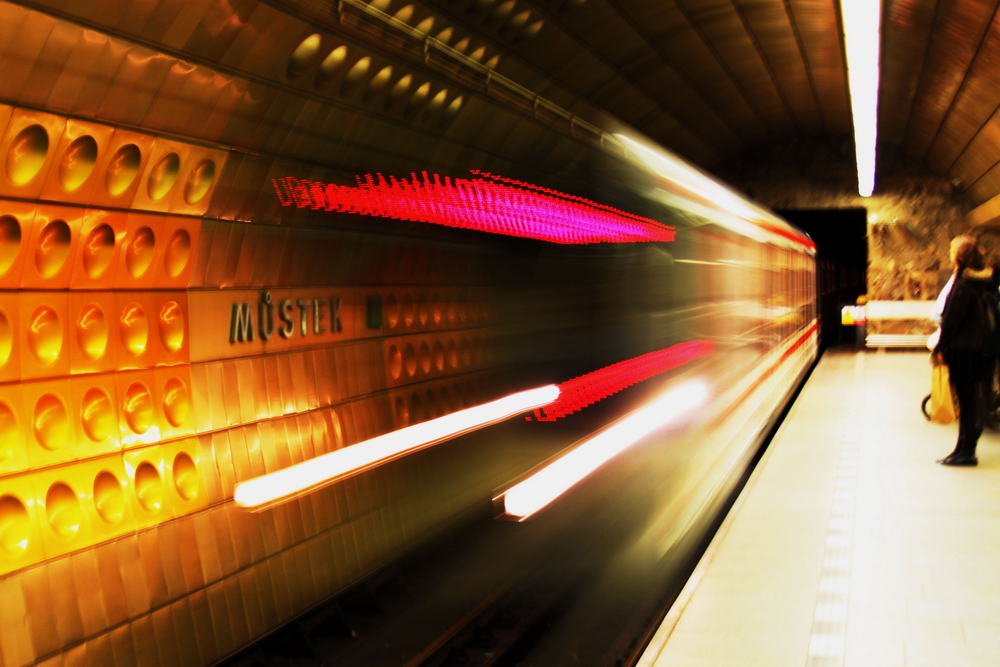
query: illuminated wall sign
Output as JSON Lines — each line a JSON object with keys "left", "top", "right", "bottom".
{"left": 186, "top": 289, "right": 361, "bottom": 362}
{"left": 272, "top": 171, "right": 676, "bottom": 245}
{"left": 230, "top": 291, "right": 343, "bottom": 344}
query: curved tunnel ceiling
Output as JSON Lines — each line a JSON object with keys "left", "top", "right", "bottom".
{"left": 416, "top": 0, "right": 1000, "bottom": 207}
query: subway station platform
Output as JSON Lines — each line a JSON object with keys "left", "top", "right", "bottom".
{"left": 638, "top": 349, "right": 1000, "bottom": 667}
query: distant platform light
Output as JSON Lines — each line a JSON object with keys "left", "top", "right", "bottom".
{"left": 500, "top": 381, "right": 708, "bottom": 520}
{"left": 234, "top": 385, "right": 560, "bottom": 510}
{"left": 272, "top": 171, "right": 676, "bottom": 244}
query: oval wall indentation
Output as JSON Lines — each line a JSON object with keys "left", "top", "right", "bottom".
{"left": 288, "top": 33, "right": 322, "bottom": 80}
{"left": 417, "top": 294, "right": 429, "bottom": 325}
{"left": 402, "top": 293, "right": 415, "bottom": 326}
{"left": 0, "top": 215, "right": 20, "bottom": 276}
{"left": 6, "top": 125, "right": 49, "bottom": 186}
{"left": 394, "top": 395, "right": 408, "bottom": 426}
{"left": 431, "top": 293, "right": 442, "bottom": 324}
{"left": 183, "top": 159, "right": 215, "bottom": 205}
{"left": 364, "top": 66, "right": 393, "bottom": 100}
{"left": 418, "top": 341, "right": 431, "bottom": 374}
{"left": 120, "top": 302, "right": 148, "bottom": 358}
{"left": 147, "top": 153, "right": 180, "bottom": 201}
{"left": 0, "top": 402, "right": 18, "bottom": 463}
{"left": 403, "top": 343, "right": 417, "bottom": 377}
{"left": 123, "top": 382, "right": 153, "bottom": 435}
{"left": 81, "top": 387, "right": 114, "bottom": 442}
{"left": 33, "top": 393, "right": 68, "bottom": 451}
{"left": 0, "top": 496, "right": 30, "bottom": 557}
{"left": 408, "top": 82, "right": 431, "bottom": 113}
{"left": 158, "top": 301, "right": 185, "bottom": 353}
{"left": 425, "top": 389, "right": 438, "bottom": 419}
{"left": 125, "top": 227, "right": 155, "bottom": 278}
{"left": 386, "top": 74, "right": 412, "bottom": 109}
{"left": 444, "top": 96, "right": 465, "bottom": 120}
{"left": 82, "top": 223, "right": 115, "bottom": 278}
{"left": 316, "top": 45, "right": 348, "bottom": 86}
{"left": 105, "top": 144, "right": 141, "bottom": 196}
{"left": 425, "top": 89, "right": 448, "bottom": 117}
{"left": 93, "top": 471, "right": 125, "bottom": 525}
{"left": 408, "top": 392, "right": 423, "bottom": 424}
{"left": 393, "top": 4, "right": 414, "bottom": 22}
{"left": 35, "top": 219, "right": 71, "bottom": 279}
{"left": 162, "top": 377, "right": 190, "bottom": 428}
{"left": 59, "top": 135, "right": 98, "bottom": 193}
{"left": 134, "top": 462, "right": 164, "bottom": 513}
{"left": 384, "top": 294, "right": 400, "bottom": 329}
{"left": 28, "top": 306, "right": 62, "bottom": 366}
{"left": 76, "top": 303, "right": 108, "bottom": 361}
{"left": 460, "top": 338, "right": 471, "bottom": 367}
{"left": 387, "top": 345, "right": 402, "bottom": 380}
{"left": 45, "top": 483, "right": 82, "bottom": 539}
{"left": 173, "top": 452, "right": 199, "bottom": 501}
{"left": 433, "top": 340, "right": 445, "bottom": 371}
{"left": 0, "top": 309, "right": 12, "bottom": 367}
{"left": 415, "top": 17, "right": 435, "bottom": 34}
{"left": 164, "top": 229, "right": 191, "bottom": 278}
{"left": 341, "top": 57, "right": 371, "bottom": 93}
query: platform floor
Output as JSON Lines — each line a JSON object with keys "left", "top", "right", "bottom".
{"left": 638, "top": 349, "right": 1000, "bottom": 667}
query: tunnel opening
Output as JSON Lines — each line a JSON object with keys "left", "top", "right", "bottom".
{"left": 777, "top": 208, "right": 868, "bottom": 350}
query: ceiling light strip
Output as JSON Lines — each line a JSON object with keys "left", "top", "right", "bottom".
{"left": 840, "top": 0, "right": 882, "bottom": 197}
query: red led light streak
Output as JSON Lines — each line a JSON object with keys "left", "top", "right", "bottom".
{"left": 272, "top": 172, "right": 675, "bottom": 245}
{"left": 755, "top": 219, "right": 816, "bottom": 251}
{"left": 530, "top": 340, "right": 715, "bottom": 421}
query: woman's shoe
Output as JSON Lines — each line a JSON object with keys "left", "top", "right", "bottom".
{"left": 938, "top": 454, "right": 978, "bottom": 466}
{"left": 937, "top": 450, "right": 961, "bottom": 464}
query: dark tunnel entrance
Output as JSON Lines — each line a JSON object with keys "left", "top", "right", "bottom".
{"left": 776, "top": 208, "right": 868, "bottom": 350}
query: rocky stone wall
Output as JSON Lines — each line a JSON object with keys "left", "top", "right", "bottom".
{"left": 716, "top": 140, "right": 975, "bottom": 337}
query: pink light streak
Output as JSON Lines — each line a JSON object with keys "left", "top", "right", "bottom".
{"left": 530, "top": 340, "right": 715, "bottom": 421}
{"left": 272, "top": 172, "right": 675, "bottom": 244}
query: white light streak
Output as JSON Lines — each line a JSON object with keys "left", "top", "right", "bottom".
{"left": 235, "top": 385, "right": 560, "bottom": 509}
{"left": 840, "top": 0, "right": 882, "bottom": 197}
{"left": 501, "top": 381, "right": 707, "bottom": 520}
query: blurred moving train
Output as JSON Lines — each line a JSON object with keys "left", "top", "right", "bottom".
{"left": 0, "top": 0, "right": 816, "bottom": 665}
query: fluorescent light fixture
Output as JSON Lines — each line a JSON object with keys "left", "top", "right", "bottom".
{"left": 840, "top": 0, "right": 882, "bottom": 197}
{"left": 500, "top": 381, "right": 708, "bottom": 520}
{"left": 235, "top": 385, "right": 560, "bottom": 509}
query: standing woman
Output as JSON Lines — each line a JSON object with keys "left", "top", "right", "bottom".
{"left": 933, "top": 236, "right": 997, "bottom": 466}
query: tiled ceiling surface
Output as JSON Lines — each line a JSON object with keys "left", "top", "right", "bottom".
{"left": 7, "top": 0, "right": 1000, "bottom": 206}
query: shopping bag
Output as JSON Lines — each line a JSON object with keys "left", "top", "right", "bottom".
{"left": 930, "top": 364, "right": 958, "bottom": 424}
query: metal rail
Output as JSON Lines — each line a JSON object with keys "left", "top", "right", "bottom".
{"left": 322, "top": 0, "right": 628, "bottom": 157}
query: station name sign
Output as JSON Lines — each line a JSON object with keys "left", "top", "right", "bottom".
{"left": 231, "top": 291, "right": 343, "bottom": 343}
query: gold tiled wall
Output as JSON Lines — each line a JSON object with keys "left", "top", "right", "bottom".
{"left": 0, "top": 103, "right": 500, "bottom": 667}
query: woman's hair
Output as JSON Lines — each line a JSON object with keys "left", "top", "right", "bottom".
{"left": 952, "top": 235, "right": 986, "bottom": 272}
